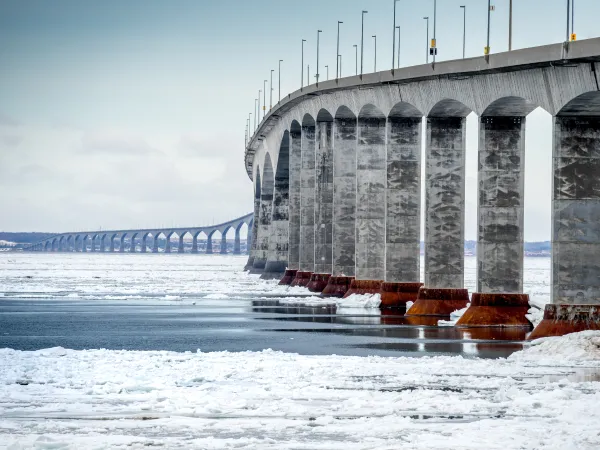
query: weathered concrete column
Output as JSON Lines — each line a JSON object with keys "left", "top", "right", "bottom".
{"left": 90, "top": 238, "right": 96, "bottom": 252}
{"left": 246, "top": 197, "right": 260, "bottom": 268}
{"left": 81, "top": 237, "right": 86, "bottom": 252}
{"left": 355, "top": 111, "right": 386, "bottom": 281}
{"left": 246, "top": 226, "right": 252, "bottom": 255}
{"left": 314, "top": 118, "right": 333, "bottom": 275}
{"left": 119, "top": 236, "right": 125, "bottom": 253}
{"left": 265, "top": 134, "right": 290, "bottom": 277}
{"left": 386, "top": 116, "right": 422, "bottom": 282}
{"left": 100, "top": 237, "right": 106, "bottom": 253}
{"left": 299, "top": 121, "right": 316, "bottom": 274}
{"left": 332, "top": 111, "right": 357, "bottom": 277}
{"left": 220, "top": 234, "right": 227, "bottom": 254}
{"left": 178, "top": 235, "right": 185, "bottom": 253}
{"left": 165, "top": 236, "right": 172, "bottom": 253}
{"left": 477, "top": 116, "right": 525, "bottom": 293}
{"left": 152, "top": 236, "right": 159, "bottom": 253}
{"left": 233, "top": 229, "right": 241, "bottom": 254}
{"left": 206, "top": 235, "right": 213, "bottom": 254}
{"left": 288, "top": 127, "right": 302, "bottom": 270}
{"left": 254, "top": 186, "right": 273, "bottom": 268}
{"left": 109, "top": 236, "right": 115, "bottom": 253}
{"left": 552, "top": 116, "right": 600, "bottom": 303}
{"left": 191, "top": 234, "right": 198, "bottom": 254}
{"left": 129, "top": 236, "right": 136, "bottom": 253}
{"left": 141, "top": 236, "right": 148, "bottom": 253}
{"left": 424, "top": 116, "right": 467, "bottom": 288}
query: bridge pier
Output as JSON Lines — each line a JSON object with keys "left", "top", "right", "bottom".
{"left": 192, "top": 235, "right": 198, "bottom": 254}
{"left": 178, "top": 235, "right": 185, "bottom": 253}
{"left": 152, "top": 236, "right": 159, "bottom": 253}
{"left": 220, "top": 234, "right": 227, "bottom": 254}
{"left": 206, "top": 236, "right": 213, "bottom": 254}
{"left": 130, "top": 236, "right": 137, "bottom": 253}
{"left": 109, "top": 236, "right": 115, "bottom": 253}
{"left": 287, "top": 126, "right": 301, "bottom": 272}
{"left": 119, "top": 236, "right": 125, "bottom": 253}
{"left": 233, "top": 229, "right": 241, "bottom": 254}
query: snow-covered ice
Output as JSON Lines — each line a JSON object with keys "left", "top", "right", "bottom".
{"left": 1, "top": 333, "right": 600, "bottom": 449}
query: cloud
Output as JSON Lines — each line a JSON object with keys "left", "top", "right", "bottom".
{"left": 1, "top": 135, "right": 24, "bottom": 147}
{"left": 80, "top": 132, "right": 163, "bottom": 156}
{"left": 177, "top": 134, "right": 213, "bottom": 157}
{"left": 0, "top": 112, "right": 20, "bottom": 127}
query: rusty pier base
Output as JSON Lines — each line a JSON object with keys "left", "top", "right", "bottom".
{"left": 343, "top": 280, "right": 382, "bottom": 298}
{"left": 456, "top": 293, "right": 532, "bottom": 328}
{"left": 306, "top": 273, "right": 331, "bottom": 293}
{"left": 278, "top": 269, "right": 298, "bottom": 286}
{"left": 322, "top": 276, "right": 354, "bottom": 298}
{"left": 290, "top": 271, "right": 312, "bottom": 288}
{"left": 380, "top": 282, "right": 423, "bottom": 310}
{"left": 407, "top": 288, "right": 469, "bottom": 316}
{"left": 528, "top": 304, "right": 600, "bottom": 340}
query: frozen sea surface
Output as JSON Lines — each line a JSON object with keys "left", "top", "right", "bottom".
{"left": 2, "top": 253, "right": 594, "bottom": 449}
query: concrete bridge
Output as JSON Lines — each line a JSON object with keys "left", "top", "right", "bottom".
{"left": 27, "top": 213, "right": 253, "bottom": 254}
{"left": 245, "top": 38, "right": 600, "bottom": 337}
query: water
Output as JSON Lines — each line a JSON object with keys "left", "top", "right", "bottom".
{"left": 0, "top": 253, "right": 551, "bottom": 358}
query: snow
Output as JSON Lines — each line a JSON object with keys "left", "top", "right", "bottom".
{"left": 336, "top": 293, "right": 381, "bottom": 308}
{"left": 1, "top": 335, "right": 600, "bottom": 449}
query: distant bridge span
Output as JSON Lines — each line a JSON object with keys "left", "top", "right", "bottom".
{"left": 26, "top": 213, "right": 253, "bottom": 254}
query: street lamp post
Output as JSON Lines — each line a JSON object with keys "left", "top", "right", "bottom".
{"left": 278, "top": 60, "right": 283, "bottom": 102}
{"left": 353, "top": 44, "right": 358, "bottom": 75}
{"left": 393, "top": 0, "right": 400, "bottom": 71}
{"left": 432, "top": 0, "right": 437, "bottom": 64}
{"left": 263, "top": 80, "right": 267, "bottom": 118}
{"left": 337, "top": 21, "right": 343, "bottom": 79}
{"left": 460, "top": 6, "right": 466, "bottom": 58}
{"left": 508, "top": 0, "right": 512, "bottom": 50}
{"left": 424, "top": 17, "right": 429, "bottom": 63}
{"left": 372, "top": 35, "right": 377, "bottom": 72}
{"left": 361, "top": 11, "right": 368, "bottom": 77}
{"left": 254, "top": 98, "right": 258, "bottom": 130}
{"left": 396, "top": 26, "right": 400, "bottom": 68}
{"left": 316, "top": 30, "right": 322, "bottom": 84}
{"left": 301, "top": 39, "right": 306, "bottom": 88}
{"left": 325, "top": 65, "right": 329, "bottom": 80}
{"left": 269, "top": 70, "right": 274, "bottom": 109}
{"left": 339, "top": 54, "right": 342, "bottom": 77}
{"left": 486, "top": 0, "right": 491, "bottom": 56}
{"left": 307, "top": 64, "right": 310, "bottom": 85}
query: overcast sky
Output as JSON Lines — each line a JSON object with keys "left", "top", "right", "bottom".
{"left": 1, "top": 0, "right": 599, "bottom": 240}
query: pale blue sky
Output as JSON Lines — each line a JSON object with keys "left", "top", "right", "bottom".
{"left": 0, "top": 0, "right": 598, "bottom": 238}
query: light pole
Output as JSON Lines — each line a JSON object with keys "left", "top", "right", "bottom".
{"left": 339, "top": 54, "right": 342, "bottom": 77}
{"left": 432, "top": 0, "right": 437, "bottom": 64}
{"left": 301, "top": 39, "right": 306, "bottom": 88}
{"left": 393, "top": 0, "right": 400, "bottom": 70}
{"left": 263, "top": 80, "right": 267, "bottom": 118}
{"left": 460, "top": 6, "right": 466, "bottom": 58}
{"left": 361, "top": 10, "right": 368, "bottom": 77}
{"left": 337, "top": 21, "right": 343, "bottom": 79}
{"left": 269, "top": 70, "right": 274, "bottom": 109}
{"left": 566, "top": 0, "right": 570, "bottom": 42}
{"left": 254, "top": 98, "right": 258, "bottom": 130}
{"left": 353, "top": 44, "right": 358, "bottom": 75}
{"left": 396, "top": 26, "right": 400, "bottom": 68}
{"left": 486, "top": 0, "right": 491, "bottom": 56}
{"left": 508, "top": 0, "right": 512, "bottom": 50}
{"left": 316, "top": 30, "right": 322, "bottom": 84}
{"left": 325, "top": 65, "right": 329, "bottom": 80}
{"left": 307, "top": 64, "right": 310, "bottom": 85}
{"left": 372, "top": 35, "right": 377, "bottom": 72}
{"left": 424, "top": 17, "right": 429, "bottom": 63}
{"left": 572, "top": 0, "right": 575, "bottom": 40}
{"left": 278, "top": 60, "right": 283, "bottom": 102}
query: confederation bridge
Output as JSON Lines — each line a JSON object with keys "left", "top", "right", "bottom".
{"left": 245, "top": 38, "right": 600, "bottom": 339}
{"left": 27, "top": 213, "right": 253, "bottom": 254}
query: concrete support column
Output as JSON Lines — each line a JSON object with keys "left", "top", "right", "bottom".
{"left": 192, "top": 235, "right": 198, "bottom": 254}
{"left": 178, "top": 236, "right": 185, "bottom": 253}
{"left": 206, "top": 236, "right": 213, "bottom": 254}
{"left": 333, "top": 115, "right": 357, "bottom": 276}
{"left": 82, "top": 238, "right": 87, "bottom": 253}
{"left": 119, "top": 237, "right": 125, "bottom": 253}
{"left": 141, "top": 237, "right": 147, "bottom": 253}
{"left": 246, "top": 226, "right": 252, "bottom": 255}
{"left": 109, "top": 237, "right": 115, "bottom": 253}
{"left": 100, "top": 238, "right": 107, "bottom": 253}
{"left": 90, "top": 239, "right": 96, "bottom": 252}
{"left": 220, "top": 234, "right": 228, "bottom": 254}
{"left": 424, "top": 116, "right": 466, "bottom": 288}
{"left": 247, "top": 198, "right": 260, "bottom": 266}
{"left": 386, "top": 116, "right": 422, "bottom": 282}
{"left": 152, "top": 236, "right": 159, "bottom": 253}
{"left": 314, "top": 121, "right": 333, "bottom": 275}
{"left": 288, "top": 128, "right": 302, "bottom": 270}
{"left": 265, "top": 136, "right": 290, "bottom": 276}
{"left": 356, "top": 115, "right": 386, "bottom": 281}
{"left": 552, "top": 116, "right": 600, "bottom": 303}
{"left": 299, "top": 123, "right": 316, "bottom": 273}
{"left": 254, "top": 190, "right": 273, "bottom": 268}
{"left": 233, "top": 229, "right": 241, "bottom": 254}
{"left": 130, "top": 237, "right": 136, "bottom": 253}
{"left": 477, "top": 116, "right": 525, "bottom": 293}
{"left": 165, "top": 237, "right": 172, "bottom": 253}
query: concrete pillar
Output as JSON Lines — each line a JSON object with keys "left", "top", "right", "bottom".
{"left": 332, "top": 113, "right": 357, "bottom": 276}
{"left": 141, "top": 236, "right": 148, "bottom": 253}
{"left": 100, "top": 237, "right": 106, "bottom": 253}
{"left": 192, "top": 234, "right": 199, "bottom": 254}
{"left": 81, "top": 238, "right": 87, "bottom": 253}
{"left": 314, "top": 120, "right": 333, "bottom": 275}
{"left": 233, "top": 229, "right": 241, "bottom": 254}
{"left": 477, "top": 116, "right": 525, "bottom": 293}
{"left": 355, "top": 114, "right": 386, "bottom": 281}
{"left": 288, "top": 128, "right": 302, "bottom": 270}
{"left": 130, "top": 236, "right": 137, "bottom": 253}
{"left": 152, "top": 236, "right": 159, "bottom": 253}
{"left": 165, "top": 235, "right": 172, "bottom": 253}
{"left": 119, "top": 236, "right": 125, "bottom": 253}
{"left": 178, "top": 235, "right": 185, "bottom": 253}
{"left": 220, "top": 233, "right": 227, "bottom": 254}
{"left": 246, "top": 226, "right": 252, "bottom": 255}
{"left": 424, "top": 117, "right": 466, "bottom": 288}
{"left": 206, "top": 235, "right": 213, "bottom": 254}
{"left": 247, "top": 197, "right": 260, "bottom": 266}
{"left": 552, "top": 116, "right": 600, "bottom": 303}
{"left": 299, "top": 123, "right": 316, "bottom": 273}
{"left": 265, "top": 134, "right": 290, "bottom": 276}
{"left": 386, "top": 116, "right": 422, "bottom": 282}
{"left": 254, "top": 188, "right": 273, "bottom": 268}
{"left": 109, "top": 236, "right": 115, "bottom": 253}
